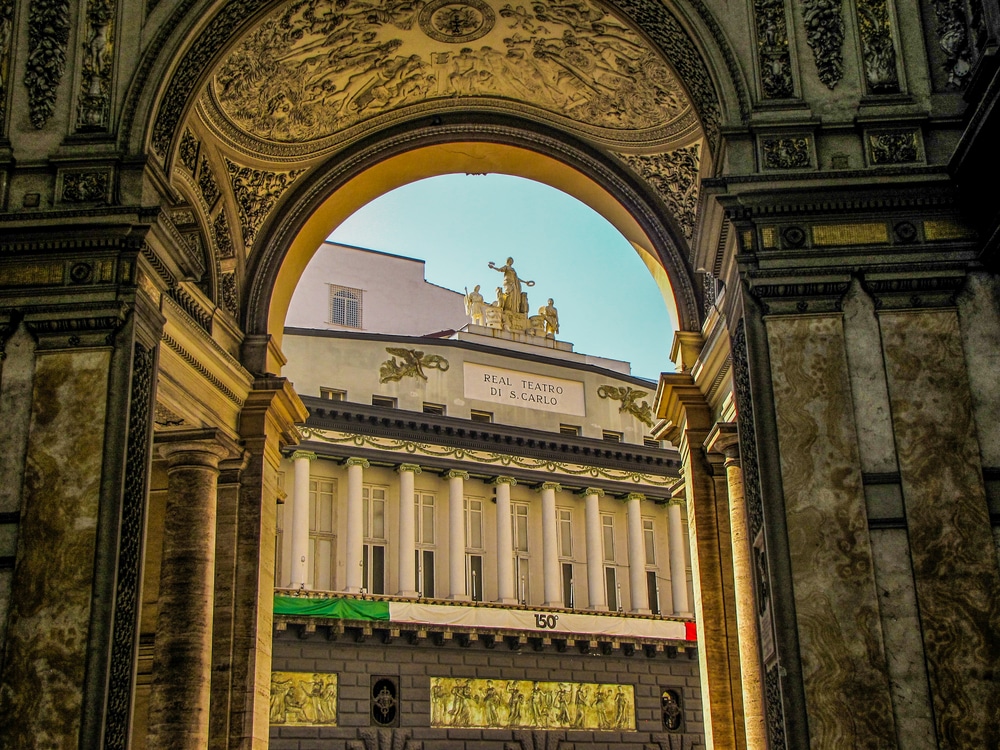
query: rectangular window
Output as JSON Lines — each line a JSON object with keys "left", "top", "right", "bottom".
{"left": 470, "top": 409, "right": 493, "bottom": 423}
{"left": 643, "top": 518, "right": 656, "bottom": 565}
{"left": 467, "top": 554, "right": 484, "bottom": 601}
{"left": 559, "top": 424, "right": 581, "bottom": 436}
{"left": 643, "top": 437, "right": 662, "bottom": 448}
{"left": 416, "top": 549, "right": 435, "bottom": 598}
{"left": 320, "top": 387, "right": 346, "bottom": 401}
{"left": 362, "top": 544, "right": 386, "bottom": 595}
{"left": 562, "top": 562, "right": 575, "bottom": 608}
{"left": 415, "top": 493, "right": 435, "bottom": 544}
{"left": 362, "top": 485, "right": 387, "bottom": 595}
{"left": 329, "top": 284, "right": 363, "bottom": 328}
{"left": 603, "top": 430, "right": 623, "bottom": 443}
{"left": 601, "top": 514, "right": 615, "bottom": 562}
{"left": 274, "top": 472, "right": 285, "bottom": 587}
{"left": 514, "top": 555, "right": 530, "bottom": 604}
{"left": 465, "top": 498, "right": 483, "bottom": 549}
{"left": 309, "top": 478, "right": 337, "bottom": 590}
{"left": 647, "top": 570, "right": 661, "bottom": 615}
{"left": 558, "top": 509, "right": 573, "bottom": 557}
{"left": 422, "top": 402, "right": 446, "bottom": 415}
{"left": 372, "top": 395, "right": 397, "bottom": 408}
{"left": 605, "top": 566, "right": 619, "bottom": 611}
{"left": 512, "top": 503, "right": 529, "bottom": 553}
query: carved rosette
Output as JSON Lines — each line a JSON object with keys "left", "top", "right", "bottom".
{"left": 224, "top": 159, "right": 305, "bottom": 250}
{"left": 802, "top": 0, "right": 845, "bottom": 88}
{"left": 867, "top": 129, "right": 919, "bottom": 164}
{"left": 856, "top": 0, "right": 900, "bottom": 93}
{"left": 754, "top": 0, "right": 794, "bottom": 98}
{"left": 619, "top": 144, "right": 701, "bottom": 240}
{"left": 761, "top": 136, "right": 812, "bottom": 169}
{"left": 25, "top": 0, "right": 71, "bottom": 128}
{"left": 76, "top": 0, "right": 116, "bottom": 130}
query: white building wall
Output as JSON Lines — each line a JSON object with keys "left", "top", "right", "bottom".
{"left": 285, "top": 242, "right": 467, "bottom": 336}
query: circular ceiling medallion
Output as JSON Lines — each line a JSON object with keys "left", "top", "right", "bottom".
{"left": 419, "top": 0, "right": 496, "bottom": 43}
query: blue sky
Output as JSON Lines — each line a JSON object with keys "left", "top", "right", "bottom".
{"left": 327, "top": 174, "right": 677, "bottom": 380}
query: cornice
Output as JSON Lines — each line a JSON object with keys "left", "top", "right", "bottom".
{"left": 301, "top": 397, "right": 680, "bottom": 474}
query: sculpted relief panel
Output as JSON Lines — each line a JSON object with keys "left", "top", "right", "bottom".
{"left": 205, "top": 0, "right": 696, "bottom": 151}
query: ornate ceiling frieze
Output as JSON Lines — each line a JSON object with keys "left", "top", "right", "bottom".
{"left": 753, "top": 0, "right": 794, "bottom": 99}
{"left": 207, "top": 0, "right": 691, "bottom": 151}
{"left": 856, "top": 0, "right": 899, "bottom": 94}
{"left": 76, "top": 0, "right": 116, "bottom": 130}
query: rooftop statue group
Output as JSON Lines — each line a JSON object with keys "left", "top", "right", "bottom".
{"left": 465, "top": 258, "right": 559, "bottom": 338}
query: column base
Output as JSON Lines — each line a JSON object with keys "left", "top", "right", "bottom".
{"left": 497, "top": 597, "right": 519, "bottom": 605}
{"left": 449, "top": 594, "right": 471, "bottom": 602}
{"left": 589, "top": 604, "right": 609, "bottom": 612}
{"left": 397, "top": 590, "right": 419, "bottom": 598}
{"left": 343, "top": 586, "right": 363, "bottom": 594}
{"left": 543, "top": 600, "right": 565, "bottom": 608}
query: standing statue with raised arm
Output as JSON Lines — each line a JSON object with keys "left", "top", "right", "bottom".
{"left": 488, "top": 256, "right": 534, "bottom": 314}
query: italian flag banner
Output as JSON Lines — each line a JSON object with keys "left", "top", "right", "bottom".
{"left": 275, "top": 595, "right": 696, "bottom": 642}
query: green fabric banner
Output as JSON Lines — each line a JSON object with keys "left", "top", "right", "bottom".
{"left": 273, "top": 595, "right": 390, "bottom": 620}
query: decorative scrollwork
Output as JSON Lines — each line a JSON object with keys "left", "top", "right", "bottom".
{"left": 213, "top": 211, "right": 235, "bottom": 259}
{"left": 104, "top": 342, "right": 155, "bottom": 750}
{"left": 754, "top": 0, "right": 794, "bottom": 98}
{"left": 597, "top": 384, "right": 654, "bottom": 427}
{"left": 619, "top": 144, "right": 701, "bottom": 240}
{"left": 930, "top": 0, "right": 972, "bottom": 87}
{"left": 0, "top": 0, "right": 14, "bottom": 124}
{"left": 25, "top": 0, "right": 71, "bottom": 128}
{"left": 868, "top": 130, "right": 919, "bottom": 164}
{"left": 220, "top": 272, "right": 239, "bottom": 318}
{"left": 179, "top": 129, "right": 199, "bottom": 174}
{"left": 225, "top": 159, "right": 305, "bottom": 249}
{"left": 378, "top": 347, "right": 450, "bottom": 383}
{"left": 802, "top": 0, "right": 844, "bottom": 89}
{"left": 765, "top": 663, "right": 787, "bottom": 749}
{"left": 731, "top": 320, "right": 763, "bottom": 539}
{"left": 761, "top": 136, "right": 811, "bottom": 169}
{"left": 197, "top": 155, "right": 220, "bottom": 208}
{"left": 76, "top": 0, "right": 115, "bottom": 130}
{"left": 61, "top": 170, "right": 110, "bottom": 202}
{"left": 856, "top": 0, "right": 899, "bottom": 93}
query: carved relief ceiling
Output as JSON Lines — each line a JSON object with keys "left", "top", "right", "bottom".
{"left": 195, "top": 0, "right": 701, "bottom": 156}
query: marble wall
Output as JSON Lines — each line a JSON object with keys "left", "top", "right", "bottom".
{"left": 0, "top": 349, "right": 111, "bottom": 748}
{"left": 766, "top": 314, "right": 897, "bottom": 748}
{"left": 880, "top": 310, "right": 1000, "bottom": 748}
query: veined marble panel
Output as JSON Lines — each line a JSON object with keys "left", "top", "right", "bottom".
{"left": 0, "top": 350, "right": 110, "bottom": 747}
{"left": 766, "top": 315, "right": 896, "bottom": 748}
{"left": 879, "top": 310, "right": 1000, "bottom": 748}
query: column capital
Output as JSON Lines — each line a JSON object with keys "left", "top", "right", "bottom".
{"left": 538, "top": 481, "right": 562, "bottom": 492}
{"left": 493, "top": 476, "right": 517, "bottom": 487}
{"left": 623, "top": 492, "right": 646, "bottom": 503}
{"left": 704, "top": 422, "right": 740, "bottom": 461}
{"left": 579, "top": 487, "right": 605, "bottom": 497}
{"left": 156, "top": 428, "right": 240, "bottom": 468}
{"left": 398, "top": 463, "right": 422, "bottom": 474}
{"left": 445, "top": 469, "right": 470, "bottom": 480}
{"left": 290, "top": 450, "right": 316, "bottom": 462}
{"left": 345, "top": 457, "right": 370, "bottom": 469}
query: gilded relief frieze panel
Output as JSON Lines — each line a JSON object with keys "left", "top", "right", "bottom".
{"left": 270, "top": 671, "right": 338, "bottom": 725}
{"left": 197, "top": 0, "right": 698, "bottom": 157}
{"left": 430, "top": 678, "right": 635, "bottom": 730}
{"left": 618, "top": 143, "right": 701, "bottom": 239}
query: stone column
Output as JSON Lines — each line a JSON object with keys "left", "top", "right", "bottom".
{"left": 447, "top": 470, "right": 470, "bottom": 600}
{"left": 625, "top": 492, "right": 650, "bottom": 613}
{"left": 344, "top": 458, "right": 369, "bottom": 593}
{"left": 706, "top": 423, "right": 766, "bottom": 750}
{"left": 397, "top": 463, "right": 421, "bottom": 597}
{"left": 494, "top": 476, "right": 517, "bottom": 604}
{"left": 667, "top": 497, "right": 691, "bottom": 616}
{"left": 289, "top": 451, "right": 315, "bottom": 589}
{"left": 583, "top": 488, "right": 607, "bottom": 610}
{"left": 540, "top": 482, "right": 562, "bottom": 606}
{"left": 147, "top": 431, "right": 233, "bottom": 750}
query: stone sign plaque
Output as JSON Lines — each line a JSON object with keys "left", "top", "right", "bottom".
{"left": 464, "top": 362, "right": 585, "bottom": 416}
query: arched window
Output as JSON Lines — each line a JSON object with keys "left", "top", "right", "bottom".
{"left": 329, "top": 285, "right": 362, "bottom": 328}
